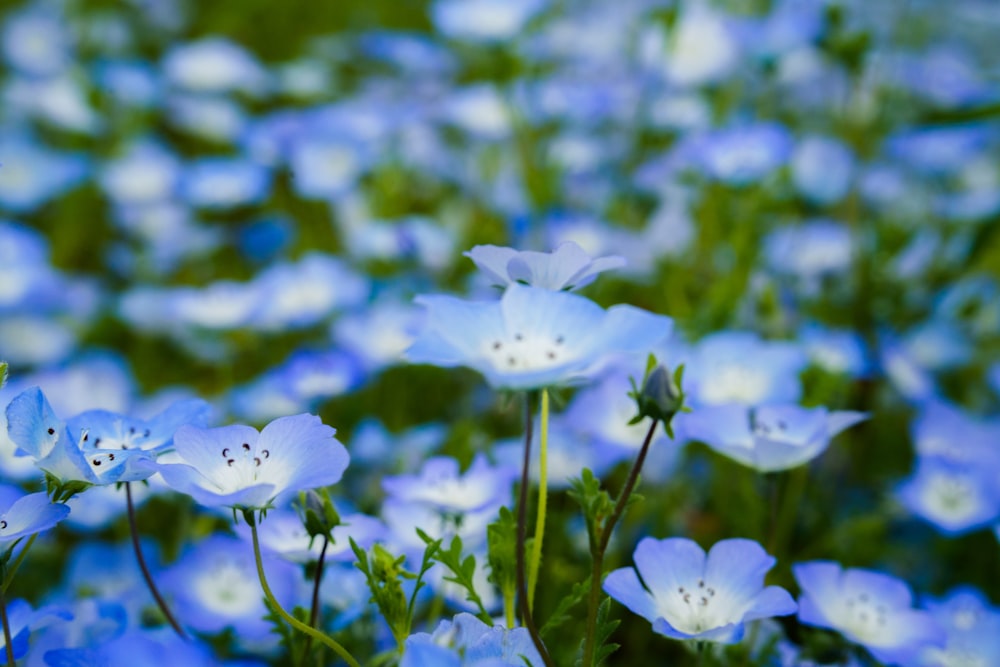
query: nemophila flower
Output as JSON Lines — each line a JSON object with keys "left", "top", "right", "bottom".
{"left": 683, "top": 404, "right": 867, "bottom": 473}
{"left": 181, "top": 157, "right": 271, "bottom": 210}
{"left": 0, "top": 485, "right": 68, "bottom": 547}
{"left": 359, "top": 31, "right": 457, "bottom": 75}
{"left": 1, "top": 9, "right": 71, "bottom": 77}
{"left": 407, "top": 283, "right": 671, "bottom": 391}
{"left": 899, "top": 320, "right": 972, "bottom": 372}
{"left": 911, "top": 399, "right": 1000, "bottom": 467}
{"left": 157, "top": 413, "right": 349, "bottom": 509}
{"left": 383, "top": 498, "right": 495, "bottom": 558}
{"left": 161, "top": 534, "right": 296, "bottom": 640}
{"left": 0, "top": 598, "right": 70, "bottom": 662}
{"left": 333, "top": 300, "right": 424, "bottom": 373}
{"left": 166, "top": 94, "right": 248, "bottom": 144}
{"left": 0, "top": 315, "right": 76, "bottom": 367}
{"left": 794, "top": 561, "right": 945, "bottom": 665}
{"left": 0, "top": 135, "right": 89, "bottom": 213}
{"left": 431, "top": 0, "right": 545, "bottom": 42}
{"left": 919, "top": 586, "right": 1000, "bottom": 667}
{"left": 5, "top": 387, "right": 156, "bottom": 485}
{"left": 162, "top": 38, "right": 269, "bottom": 96}
{"left": 604, "top": 537, "right": 796, "bottom": 643}
{"left": 879, "top": 333, "right": 938, "bottom": 403}
{"left": 234, "top": 505, "right": 384, "bottom": 564}
{"left": 439, "top": 84, "right": 511, "bottom": 141}
{"left": 657, "top": 3, "right": 739, "bottom": 87}
{"left": 383, "top": 454, "right": 517, "bottom": 514}
{"left": 465, "top": 241, "right": 625, "bottom": 292}
{"left": 288, "top": 133, "right": 366, "bottom": 199}
{"left": 791, "top": 135, "right": 855, "bottom": 205}
{"left": 696, "top": 123, "right": 792, "bottom": 185}
{"left": 62, "top": 481, "right": 150, "bottom": 531}
{"left": 682, "top": 331, "right": 807, "bottom": 408}
{"left": 763, "top": 220, "right": 854, "bottom": 283}
{"left": 896, "top": 455, "right": 1000, "bottom": 535}
{"left": 100, "top": 141, "right": 181, "bottom": 206}
{"left": 347, "top": 419, "right": 446, "bottom": 473}
{"left": 43, "top": 627, "right": 263, "bottom": 667}
{"left": 495, "top": 415, "right": 617, "bottom": 490}
{"left": 402, "top": 612, "right": 543, "bottom": 667}
{"left": 800, "top": 325, "right": 871, "bottom": 378}
{"left": 251, "top": 253, "right": 368, "bottom": 330}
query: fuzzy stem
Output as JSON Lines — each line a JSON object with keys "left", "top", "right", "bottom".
{"left": 526, "top": 388, "right": 550, "bottom": 610}
{"left": 583, "top": 418, "right": 660, "bottom": 667}
{"left": 516, "top": 393, "right": 555, "bottom": 667}
{"left": 301, "top": 535, "right": 330, "bottom": 664}
{"left": 126, "top": 482, "right": 187, "bottom": 639}
{"left": 247, "top": 511, "right": 360, "bottom": 667}
{"left": 0, "top": 587, "right": 14, "bottom": 667}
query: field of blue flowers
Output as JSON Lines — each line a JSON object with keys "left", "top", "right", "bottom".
{"left": 1, "top": 0, "right": 999, "bottom": 665}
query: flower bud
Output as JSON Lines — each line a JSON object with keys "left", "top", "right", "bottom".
{"left": 628, "top": 359, "right": 687, "bottom": 437}
{"left": 298, "top": 489, "right": 341, "bottom": 542}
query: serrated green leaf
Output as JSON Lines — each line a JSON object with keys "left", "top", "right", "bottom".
{"left": 540, "top": 576, "right": 591, "bottom": 638}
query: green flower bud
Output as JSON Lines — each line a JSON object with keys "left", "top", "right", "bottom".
{"left": 297, "top": 489, "right": 341, "bottom": 543}
{"left": 628, "top": 356, "right": 688, "bottom": 437}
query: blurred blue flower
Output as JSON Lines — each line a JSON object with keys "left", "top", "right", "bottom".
{"left": 790, "top": 135, "right": 855, "bottom": 205}
{"left": 360, "top": 31, "right": 456, "bottom": 75}
{"left": 465, "top": 241, "right": 625, "bottom": 291}
{"left": 886, "top": 125, "right": 993, "bottom": 176}
{"left": 347, "top": 419, "right": 446, "bottom": 472}
{"left": 162, "top": 37, "right": 269, "bottom": 96}
{"left": 896, "top": 455, "right": 1000, "bottom": 535}
{"left": 684, "top": 403, "right": 866, "bottom": 473}
{"left": 166, "top": 94, "right": 248, "bottom": 143}
{"left": 235, "top": 504, "right": 383, "bottom": 564}
{"left": 0, "top": 135, "right": 89, "bottom": 213}
{"left": 251, "top": 253, "right": 368, "bottom": 330}
{"left": 94, "top": 60, "right": 162, "bottom": 108}
{"left": 408, "top": 283, "right": 671, "bottom": 390}
{"left": 402, "top": 612, "right": 543, "bottom": 667}
{"left": 763, "top": 220, "right": 854, "bottom": 284}
{"left": 794, "top": 561, "right": 945, "bottom": 665}
{"left": 682, "top": 331, "right": 807, "bottom": 408}
{"left": 161, "top": 534, "right": 296, "bottom": 639}
{"left": 158, "top": 413, "right": 349, "bottom": 509}
{"left": 431, "top": 0, "right": 545, "bottom": 42}
{"left": 604, "top": 537, "right": 796, "bottom": 643}
{"left": 1, "top": 9, "right": 72, "bottom": 77}
{"left": 383, "top": 454, "right": 517, "bottom": 514}
{"left": 919, "top": 586, "right": 1000, "bottom": 667}
{"left": 657, "top": 3, "right": 739, "bottom": 87}
{"left": 100, "top": 141, "right": 181, "bottom": 207}
{"left": 800, "top": 324, "right": 871, "bottom": 378}
{"left": 181, "top": 157, "right": 271, "bottom": 210}
{"left": 696, "top": 123, "right": 792, "bottom": 185}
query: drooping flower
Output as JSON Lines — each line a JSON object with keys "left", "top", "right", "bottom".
{"left": 683, "top": 404, "right": 867, "bottom": 472}
{"left": 794, "top": 561, "right": 945, "bottom": 665}
{"left": 5, "top": 387, "right": 157, "bottom": 486}
{"left": 407, "top": 283, "right": 671, "bottom": 391}
{"left": 464, "top": 241, "right": 625, "bottom": 291}
{"left": 157, "top": 413, "right": 349, "bottom": 510}
{"left": 401, "top": 612, "right": 543, "bottom": 667}
{"left": 604, "top": 537, "right": 796, "bottom": 643}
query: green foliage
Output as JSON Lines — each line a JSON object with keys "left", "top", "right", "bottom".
{"left": 351, "top": 537, "right": 437, "bottom": 651}
{"left": 487, "top": 506, "right": 519, "bottom": 612}
{"left": 297, "top": 488, "right": 341, "bottom": 545}
{"left": 418, "top": 530, "right": 492, "bottom": 624}
{"left": 540, "top": 576, "right": 590, "bottom": 639}
{"left": 588, "top": 598, "right": 620, "bottom": 667}
{"left": 0, "top": 361, "right": 7, "bottom": 389}
{"left": 44, "top": 473, "right": 92, "bottom": 503}
{"left": 568, "top": 469, "right": 614, "bottom": 549}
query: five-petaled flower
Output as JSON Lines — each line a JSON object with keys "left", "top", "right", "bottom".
{"left": 157, "top": 413, "right": 349, "bottom": 510}
{"left": 604, "top": 537, "right": 797, "bottom": 643}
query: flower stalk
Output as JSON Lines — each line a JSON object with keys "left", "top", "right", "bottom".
{"left": 526, "top": 388, "right": 550, "bottom": 610}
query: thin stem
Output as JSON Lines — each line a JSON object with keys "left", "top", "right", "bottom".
{"left": 0, "top": 587, "right": 14, "bottom": 667}
{"left": 598, "top": 419, "right": 659, "bottom": 556}
{"left": 772, "top": 466, "right": 809, "bottom": 561}
{"left": 301, "top": 535, "right": 330, "bottom": 664}
{"left": 503, "top": 587, "right": 516, "bottom": 629}
{"left": 515, "top": 393, "right": 555, "bottom": 667}
{"left": 526, "top": 388, "right": 550, "bottom": 610}
{"left": 1, "top": 535, "right": 35, "bottom": 593}
{"left": 583, "top": 418, "right": 660, "bottom": 667}
{"left": 246, "top": 511, "right": 360, "bottom": 667}
{"left": 126, "top": 482, "right": 187, "bottom": 639}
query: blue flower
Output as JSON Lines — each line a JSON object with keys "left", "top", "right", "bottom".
{"left": 683, "top": 403, "right": 867, "bottom": 472}
{"left": 431, "top": 0, "right": 545, "bottom": 42}
{"left": 157, "top": 413, "right": 349, "bottom": 510}
{"left": 920, "top": 586, "right": 1000, "bottom": 667}
{"left": 162, "top": 38, "right": 268, "bottom": 96}
{"left": 0, "top": 487, "right": 69, "bottom": 547}
{"left": 604, "top": 537, "right": 796, "bottom": 643}
{"left": 465, "top": 241, "right": 625, "bottom": 291}
{"left": 382, "top": 454, "right": 517, "bottom": 514}
{"left": 66, "top": 398, "right": 212, "bottom": 456}
{"left": 794, "top": 561, "right": 945, "bottom": 665}
{"left": 896, "top": 455, "right": 1000, "bottom": 535}
{"left": 402, "top": 612, "right": 543, "bottom": 667}
{"left": 407, "top": 283, "right": 671, "bottom": 390}
{"left": 5, "top": 387, "right": 157, "bottom": 485}
{"left": 790, "top": 135, "right": 855, "bottom": 205}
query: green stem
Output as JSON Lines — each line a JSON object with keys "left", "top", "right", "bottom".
{"left": 246, "top": 511, "right": 360, "bottom": 667}
{"left": 515, "top": 393, "right": 555, "bottom": 667}
{"left": 126, "top": 483, "right": 187, "bottom": 639}
{"left": 772, "top": 467, "right": 809, "bottom": 561}
{"left": 526, "top": 388, "right": 550, "bottom": 611}
{"left": 0, "top": 535, "right": 35, "bottom": 593}
{"left": 0, "top": 587, "right": 14, "bottom": 667}
{"left": 503, "top": 586, "right": 516, "bottom": 629}
{"left": 583, "top": 418, "right": 660, "bottom": 667}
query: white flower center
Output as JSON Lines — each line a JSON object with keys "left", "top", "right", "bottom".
{"left": 483, "top": 331, "right": 569, "bottom": 373}
{"left": 214, "top": 441, "right": 274, "bottom": 493}
{"left": 659, "top": 578, "right": 732, "bottom": 635}
{"left": 840, "top": 592, "right": 889, "bottom": 644}
{"left": 194, "top": 556, "right": 260, "bottom": 617}
{"left": 699, "top": 364, "right": 770, "bottom": 405}
{"left": 923, "top": 474, "right": 977, "bottom": 521}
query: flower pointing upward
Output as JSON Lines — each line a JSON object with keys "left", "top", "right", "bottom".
{"left": 465, "top": 241, "right": 625, "bottom": 291}
{"left": 158, "top": 413, "right": 349, "bottom": 510}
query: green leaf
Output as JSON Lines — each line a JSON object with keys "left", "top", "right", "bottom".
{"left": 594, "top": 597, "right": 621, "bottom": 666}
{"left": 539, "top": 576, "right": 590, "bottom": 638}
{"left": 427, "top": 534, "right": 492, "bottom": 624}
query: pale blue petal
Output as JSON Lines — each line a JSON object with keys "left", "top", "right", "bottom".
{"left": 603, "top": 567, "right": 658, "bottom": 623}
{"left": 634, "top": 537, "right": 706, "bottom": 601}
